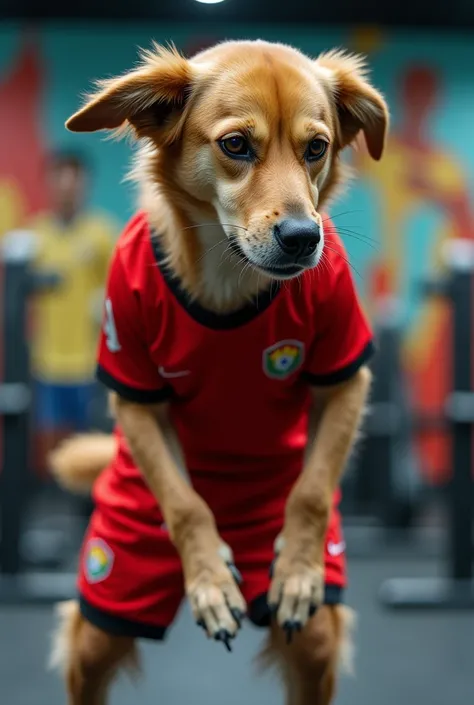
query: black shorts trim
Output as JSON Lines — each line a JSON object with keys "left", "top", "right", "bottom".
{"left": 248, "top": 584, "right": 344, "bottom": 628}
{"left": 302, "top": 340, "right": 375, "bottom": 387}
{"left": 79, "top": 595, "right": 168, "bottom": 641}
{"left": 96, "top": 365, "right": 173, "bottom": 404}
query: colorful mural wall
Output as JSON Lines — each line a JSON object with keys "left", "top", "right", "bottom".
{"left": 1, "top": 23, "right": 473, "bottom": 485}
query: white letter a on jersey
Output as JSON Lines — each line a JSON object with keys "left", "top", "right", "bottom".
{"left": 104, "top": 298, "right": 121, "bottom": 353}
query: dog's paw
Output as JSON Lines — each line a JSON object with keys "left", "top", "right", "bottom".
{"left": 268, "top": 536, "right": 324, "bottom": 643}
{"left": 186, "top": 544, "right": 246, "bottom": 651}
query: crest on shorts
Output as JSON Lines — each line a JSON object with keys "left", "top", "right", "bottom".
{"left": 263, "top": 340, "right": 305, "bottom": 379}
{"left": 84, "top": 538, "right": 114, "bottom": 584}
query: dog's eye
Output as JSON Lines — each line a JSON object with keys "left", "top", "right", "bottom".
{"left": 219, "top": 135, "right": 252, "bottom": 160}
{"left": 306, "top": 139, "right": 328, "bottom": 161}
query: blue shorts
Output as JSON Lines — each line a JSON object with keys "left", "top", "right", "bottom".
{"left": 34, "top": 380, "right": 95, "bottom": 431}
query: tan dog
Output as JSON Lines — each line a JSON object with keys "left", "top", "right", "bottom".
{"left": 49, "top": 39, "right": 387, "bottom": 705}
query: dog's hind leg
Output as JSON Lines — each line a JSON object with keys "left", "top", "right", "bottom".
{"left": 50, "top": 600, "right": 139, "bottom": 705}
{"left": 258, "top": 604, "right": 354, "bottom": 705}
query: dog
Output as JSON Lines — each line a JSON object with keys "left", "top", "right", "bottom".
{"left": 48, "top": 39, "right": 387, "bottom": 704}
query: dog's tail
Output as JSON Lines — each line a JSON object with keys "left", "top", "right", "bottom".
{"left": 48, "top": 433, "right": 116, "bottom": 494}
{"left": 49, "top": 600, "right": 140, "bottom": 680}
{"left": 336, "top": 605, "right": 357, "bottom": 676}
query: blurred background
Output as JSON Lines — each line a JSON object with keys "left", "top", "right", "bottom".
{"left": 0, "top": 1, "right": 473, "bottom": 704}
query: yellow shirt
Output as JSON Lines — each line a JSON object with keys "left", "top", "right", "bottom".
{"left": 29, "top": 211, "right": 116, "bottom": 383}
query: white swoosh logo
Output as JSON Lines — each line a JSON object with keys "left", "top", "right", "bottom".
{"left": 327, "top": 540, "right": 346, "bottom": 557}
{"left": 158, "top": 366, "right": 190, "bottom": 379}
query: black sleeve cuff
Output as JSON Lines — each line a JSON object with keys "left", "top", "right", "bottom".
{"left": 96, "top": 365, "right": 173, "bottom": 404}
{"left": 302, "top": 340, "right": 375, "bottom": 387}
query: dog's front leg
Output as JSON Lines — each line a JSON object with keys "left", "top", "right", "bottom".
{"left": 115, "top": 397, "right": 246, "bottom": 647}
{"left": 268, "top": 366, "right": 372, "bottom": 639}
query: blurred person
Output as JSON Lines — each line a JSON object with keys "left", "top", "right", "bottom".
{"left": 29, "top": 149, "right": 117, "bottom": 475}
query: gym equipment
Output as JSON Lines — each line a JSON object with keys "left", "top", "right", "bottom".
{"left": 0, "top": 231, "right": 76, "bottom": 604}
{"left": 353, "top": 295, "right": 422, "bottom": 530}
{"left": 340, "top": 294, "right": 424, "bottom": 563}
{"left": 379, "top": 239, "right": 474, "bottom": 609}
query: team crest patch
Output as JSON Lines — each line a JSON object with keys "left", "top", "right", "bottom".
{"left": 84, "top": 538, "right": 114, "bottom": 584}
{"left": 263, "top": 340, "right": 305, "bottom": 379}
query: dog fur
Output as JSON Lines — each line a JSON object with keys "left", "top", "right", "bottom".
{"left": 49, "top": 38, "right": 386, "bottom": 704}
{"left": 49, "top": 433, "right": 115, "bottom": 494}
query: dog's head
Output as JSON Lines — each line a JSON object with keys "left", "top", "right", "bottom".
{"left": 67, "top": 40, "right": 388, "bottom": 280}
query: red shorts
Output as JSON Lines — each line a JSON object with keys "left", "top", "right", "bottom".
{"left": 78, "top": 480, "right": 347, "bottom": 640}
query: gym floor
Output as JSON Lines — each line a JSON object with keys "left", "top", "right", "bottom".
{"left": 1, "top": 556, "right": 473, "bottom": 704}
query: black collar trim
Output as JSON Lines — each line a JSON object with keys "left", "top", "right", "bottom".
{"left": 149, "top": 230, "right": 281, "bottom": 330}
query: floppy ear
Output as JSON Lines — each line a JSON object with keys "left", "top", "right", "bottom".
{"left": 66, "top": 43, "right": 193, "bottom": 142}
{"left": 316, "top": 50, "right": 389, "bottom": 161}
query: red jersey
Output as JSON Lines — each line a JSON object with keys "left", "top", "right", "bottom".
{"left": 95, "top": 211, "right": 374, "bottom": 527}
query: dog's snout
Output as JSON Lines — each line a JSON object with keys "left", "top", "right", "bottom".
{"left": 273, "top": 218, "right": 321, "bottom": 259}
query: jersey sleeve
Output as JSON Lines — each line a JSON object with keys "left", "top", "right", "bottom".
{"left": 302, "top": 239, "right": 375, "bottom": 386}
{"left": 96, "top": 247, "right": 172, "bottom": 404}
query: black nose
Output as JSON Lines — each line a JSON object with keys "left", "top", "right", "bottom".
{"left": 273, "top": 218, "right": 321, "bottom": 259}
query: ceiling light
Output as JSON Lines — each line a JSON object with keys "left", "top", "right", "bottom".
{"left": 194, "top": 0, "right": 227, "bottom": 4}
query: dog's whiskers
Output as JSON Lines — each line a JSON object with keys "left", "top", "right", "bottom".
{"left": 320, "top": 250, "right": 335, "bottom": 277}
{"left": 194, "top": 237, "right": 229, "bottom": 265}
{"left": 294, "top": 270, "right": 303, "bottom": 295}
{"left": 324, "top": 245, "right": 362, "bottom": 280}
{"left": 334, "top": 227, "right": 378, "bottom": 246}
{"left": 237, "top": 260, "right": 253, "bottom": 296}
{"left": 194, "top": 237, "right": 232, "bottom": 266}
{"left": 322, "top": 210, "right": 378, "bottom": 248}
{"left": 335, "top": 229, "right": 379, "bottom": 251}
{"left": 218, "top": 243, "right": 233, "bottom": 267}
{"left": 231, "top": 253, "right": 247, "bottom": 272}
{"left": 322, "top": 209, "right": 364, "bottom": 222}
{"left": 180, "top": 223, "right": 249, "bottom": 233}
